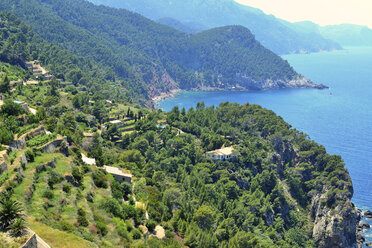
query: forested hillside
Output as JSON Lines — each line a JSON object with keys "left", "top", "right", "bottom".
{"left": 89, "top": 0, "right": 342, "bottom": 54}
{"left": 0, "top": 11, "right": 140, "bottom": 104}
{"left": 0, "top": 10, "right": 358, "bottom": 248}
{"left": 0, "top": 0, "right": 324, "bottom": 100}
{"left": 0, "top": 95, "right": 357, "bottom": 247}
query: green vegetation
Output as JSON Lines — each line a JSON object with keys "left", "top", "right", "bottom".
{"left": 0, "top": 0, "right": 303, "bottom": 99}
{"left": 0, "top": 192, "right": 25, "bottom": 233}
{"left": 26, "top": 133, "right": 57, "bottom": 147}
{"left": 0, "top": 4, "right": 354, "bottom": 248}
{"left": 0, "top": 93, "right": 354, "bottom": 247}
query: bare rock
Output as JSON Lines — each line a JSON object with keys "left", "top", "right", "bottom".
{"left": 0, "top": 160, "right": 7, "bottom": 174}
{"left": 311, "top": 184, "right": 358, "bottom": 248}
{"left": 364, "top": 210, "right": 372, "bottom": 219}
{"left": 359, "top": 222, "right": 370, "bottom": 230}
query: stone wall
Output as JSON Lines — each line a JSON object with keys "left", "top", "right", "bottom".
{"left": 40, "top": 138, "right": 68, "bottom": 155}
{"left": 10, "top": 126, "right": 46, "bottom": 152}
{"left": 21, "top": 233, "right": 37, "bottom": 248}
{"left": 10, "top": 137, "right": 26, "bottom": 151}
{"left": 24, "top": 126, "right": 46, "bottom": 140}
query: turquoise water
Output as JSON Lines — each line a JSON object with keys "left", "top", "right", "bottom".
{"left": 158, "top": 47, "right": 372, "bottom": 241}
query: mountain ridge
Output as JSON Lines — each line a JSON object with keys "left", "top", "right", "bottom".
{"left": 0, "top": 0, "right": 325, "bottom": 102}
{"left": 291, "top": 21, "right": 372, "bottom": 46}
{"left": 88, "top": 0, "right": 342, "bottom": 55}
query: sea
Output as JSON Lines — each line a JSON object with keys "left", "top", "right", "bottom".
{"left": 157, "top": 46, "right": 372, "bottom": 243}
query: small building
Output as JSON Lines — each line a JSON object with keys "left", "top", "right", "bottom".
{"left": 26, "top": 80, "right": 40, "bottom": 86}
{"left": 109, "top": 120, "right": 124, "bottom": 128}
{"left": 103, "top": 165, "right": 132, "bottom": 184}
{"left": 206, "top": 146, "right": 239, "bottom": 161}
{"left": 83, "top": 132, "right": 95, "bottom": 142}
{"left": 10, "top": 80, "right": 22, "bottom": 86}
{"left": 44, "top": 74, "right": 53, "bottom": 81}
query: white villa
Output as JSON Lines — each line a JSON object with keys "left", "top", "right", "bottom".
{"left": 103, "top": 165, "right": 132, "bottom": 184}
{"left": 206, "top": 146, "right": 239, "bottom": 161}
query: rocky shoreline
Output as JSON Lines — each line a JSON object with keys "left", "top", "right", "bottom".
{"left": 151, "top": 77, "right": 328, "bottom": 107}
{"left": 357, "top": 209, "right": 372, "bottom": 247}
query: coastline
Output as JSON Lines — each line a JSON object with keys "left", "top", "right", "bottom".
{"left": 151, "top": 89, "right": 182, "bottom": 102}
{"left": 151, "top": 76, "right": 327, "bottom": 105}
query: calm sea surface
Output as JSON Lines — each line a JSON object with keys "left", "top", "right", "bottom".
{"left": 157, "top": 47, "right": 372, "bottom": 241}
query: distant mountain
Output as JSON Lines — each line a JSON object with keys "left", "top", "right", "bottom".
{"left": 88, "top": 0, "right": 341, "bottom": 54}
{"left": 292, "top": 22, "right": 372, "bottom": 47}
{"left": 157, "top": 17, "right": 205, "bottom": 34}
{"left": 0, "top": 0, "right": 325, "bottom": 100}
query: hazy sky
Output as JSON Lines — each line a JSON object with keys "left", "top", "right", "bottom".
{"left": 235, "top": 0, "right": 372, "bottom": 28}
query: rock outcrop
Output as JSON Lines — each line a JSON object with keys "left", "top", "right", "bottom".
{"left": 270, "top": 135, "right": 358, "bottom": 248}
{"left": 10, "top": 137, "right": 26, "bottom": 151}
{"left": 40, "top": 137, "right": 68, "bottom": 154}
{"left": 235, "top": 75, "right": 328, "bottom": 91}
{"left": 0, "top": 160, "right": 7, "bottom": 174}
{"left": 10, "top": 126, "right": 46, "bottom": 152}
{"left": 364, "top": 210, "right": 372, "bottom": 219}
{"left": 311, "top": 183, "right": 357, "bottom": 247}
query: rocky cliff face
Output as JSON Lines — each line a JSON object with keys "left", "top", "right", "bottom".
{"left": 311, "top": 185, "right": 358, "bottom": 248}
{"left": 271, "top": 136, "right": 357, "bottom": 247}
{"left": 235, "top": 75, "right": 328, "bottom": 90}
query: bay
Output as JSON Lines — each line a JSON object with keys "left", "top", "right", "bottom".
{"left": 157, "top": 47, "right": 372, "bottom": 241}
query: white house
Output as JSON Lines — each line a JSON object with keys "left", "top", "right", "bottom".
{"left": 103, "top": 165, "right": 132, "bottom": 184}
{"left": 206, "top": 146, "right": 239, "bottom": 161}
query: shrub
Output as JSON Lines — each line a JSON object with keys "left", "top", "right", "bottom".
{"left": 86, "top": 192, "right": 94, "bottom": 203}
{"left": 92, "top": 170, "right": 108, "bottom": 188}
{"left": 0, "top": 172, "right": 9, "bottom": 187}
{"left": 48, "top": 171, "right": 63, "bottom": 189}
{"left": 42, "top": 190, "right": 54, "bottom": 200}
{"left": 25, "top": 150, "right": 35, "bottom": 162}
{"left": 0, "top": 197, "right": 24, "bottom": 229}
{"left": 96, "top": 221, "right": 108, "bottom": 236}
{"left": 131, "top": 229, "right": 141, "bottom": 240}
{"left": 77, "top": 208, "right": 89, "bottom": 227}
{"left": 122, "top": 204, "right": 137, "bottom": 219}
{"left": 1, "top": 100, "right": 24, "bottom": 116}
{"left": 0, "top": 127, "right": 13, "bottom": 144}
{"left": 58, "top": 220, "right": 75, "bottom": 232}
{"left": 10, "top": 218, "right": 27, "bottom": 237}
{"left": 122, "top": 182, "right": 132, "bottom": 198}
{"left": 145, "top": 219, "right": 157, "bottom": 233}
{"left": 165, "top": 230, "right": 174, "bottom": 239}
{"left": 72, "top": 167, "right": 83, "bottom": 183}
{"left": 62, "top": 184, "right": 71, "bottom": 193}
{"left": 100, "top": 198, "right": 122, "bottom": 218}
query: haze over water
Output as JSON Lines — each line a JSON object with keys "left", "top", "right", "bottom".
{"left": 158, "top": 47, "right": 372, "bottom": 240}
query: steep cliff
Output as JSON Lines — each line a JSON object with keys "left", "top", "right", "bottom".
{"left": 271, "top": 133, "right": 357, "bottom": 247}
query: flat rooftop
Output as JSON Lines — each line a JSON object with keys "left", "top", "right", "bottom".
{"left": 103, "top": 165, "right": 132, "bottom": 177}
{"left": 109, "top": 120, "right": 122, "bottom": 124}
{"left": 206, "top": 147, "right": 237, "bottom": 156}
